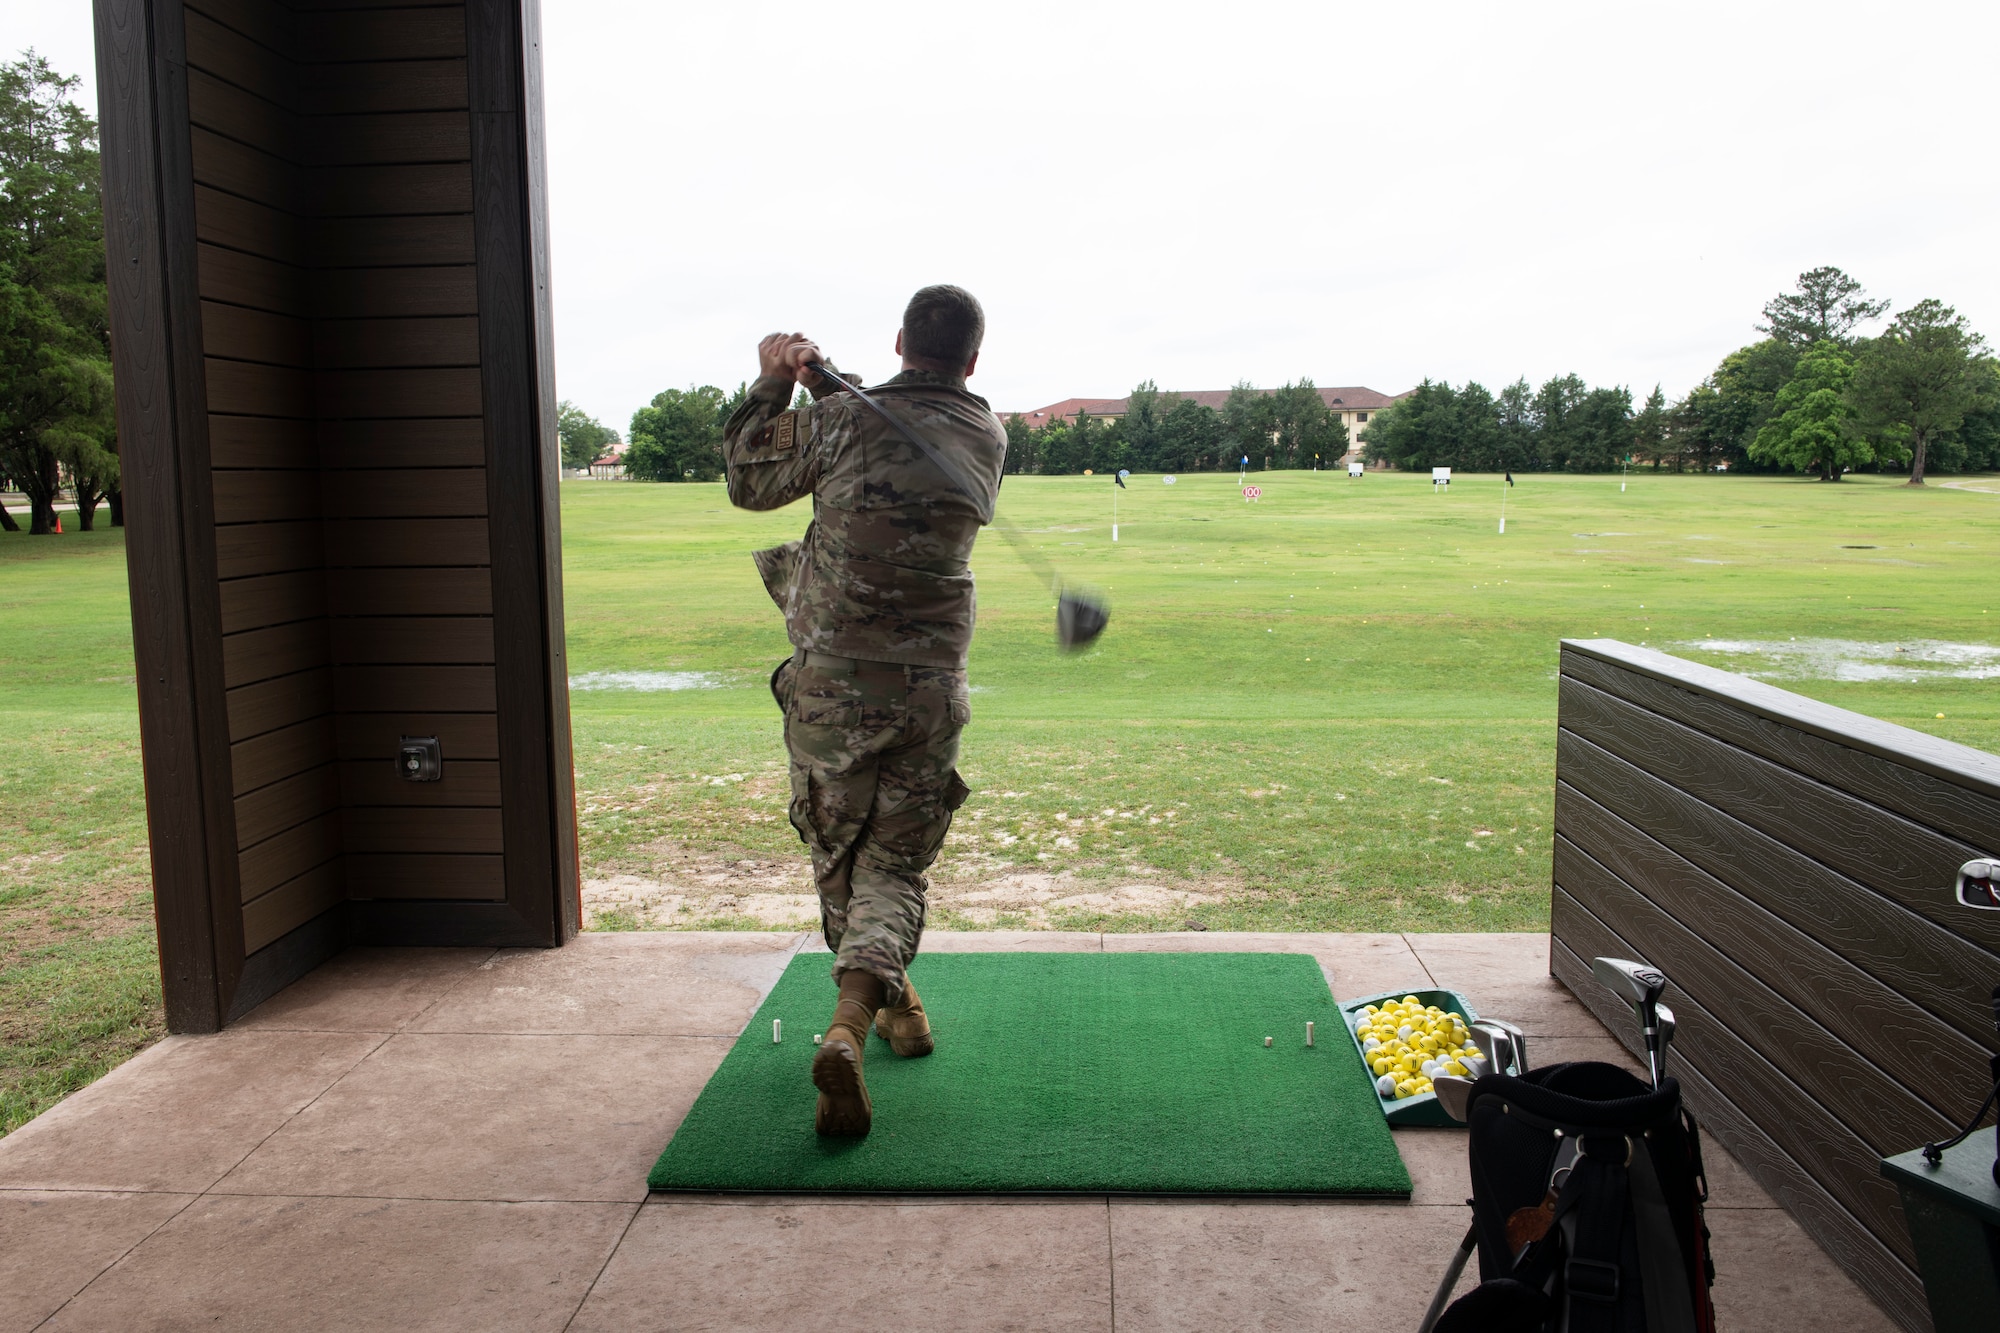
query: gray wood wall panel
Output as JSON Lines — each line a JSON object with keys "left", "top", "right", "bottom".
{"left": 1551, "top": 639, "right": 2000, "bottom": 1333}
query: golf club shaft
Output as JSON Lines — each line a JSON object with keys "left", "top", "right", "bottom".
{"left": 804, "top": 362, "right": 1065, "bottom": 594}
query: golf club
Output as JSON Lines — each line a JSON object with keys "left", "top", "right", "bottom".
{"left": 1470, "top": 1017, "right": 1529, "bottom": 1077}
{"left": 1592, "top": 956, "right": 1669, "bottom": 1090}
{"left": 1654, "top": 1002, "right": 1676, "bottom": 1087}
{"left": 805, "top": 361, "right": 1109, "bottom": 651}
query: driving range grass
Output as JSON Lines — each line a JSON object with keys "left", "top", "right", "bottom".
{"left": 2, "top": 470, "right": 1996, "bottom": 1129}
{"left": 564, "top": 469, "right": 2000, "bottom": 933}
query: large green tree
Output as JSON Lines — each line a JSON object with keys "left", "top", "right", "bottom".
{"left": 0, "top": 54, "right": 113, "bottom": 535}
{"left": 1155, "top": 394, "right": 1221, "bottom": 472}
{"left": 1847, "top": 299, "right": 1992, "bottom": 485}
{"left": 625, "top": 384, "right": 736, "bottom": 482}
{"left": 1267, "top": 379, "right": 1347, "bottom": 469}
{"left": 1747, "top": 341, "right": 1871, "bottom": 481}
{"left": 1758, "top": 266, "right": 1888, "bottom": 348}
{"left": 1221, "top": 381, "right": 1275, "bottom": 468}
{"left": 1631, "top": 385, "right": 1667, "bottom": 469}
{"left": 556, "top": 399, "right": 618, "bottom": 470}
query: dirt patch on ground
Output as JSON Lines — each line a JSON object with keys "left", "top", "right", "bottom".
{"left": 582, "top": 851, "right": 1236, "bottom": 931}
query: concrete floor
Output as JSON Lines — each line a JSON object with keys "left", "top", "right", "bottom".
{"left": 0, "top": 931, "right": 1898, "bottom": 1332}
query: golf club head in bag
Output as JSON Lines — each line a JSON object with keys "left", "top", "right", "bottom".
{"left": 1055, "top": 587, "right": 1109, "bottom": 651}
{"left": 1469, "top": 1018, "right": 1528, "bottom": 1077}
{"left": 1592, "top": 956, "right": 1669, "bottom": 1089}
{"left": 1957, "top": 857, "right": 2000, "bottom": 909}
{"left": 1654, "top": 1002, "right": 1676, "bottom": 1086}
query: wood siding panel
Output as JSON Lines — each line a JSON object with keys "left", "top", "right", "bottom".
{"left": 191, "top": 184, "right": 298, "bottom": 265}
{"left": 327, "top": 567, "right": 491, "bottom": 616}
{"left": 231, "top": 715, "right": 336, "bottom": 796}
{"left": 316, "top": 367, "right": 483, "bottom": 418}
{"left": 186, "top": 67, "right": 293, "bottom": 158}
{"left": 1555, "top": 728, "right": 2000, "bottom": 1054}
{"left": 339, "top": 758, "right": 500, "bottom": 806}
{"left": 188, "top": 128, "right": 303, "bottom": 215}
{"left": 313, "top": 315, "right": 479, "bottom": 368}
{"left": 310, "top": 265, "right": 478, "bottom": 318}
{"left": 344, "top": 807, "right": 502, "bottom": 854}
{"left": 323, "top": 517, "right": 489, "bottom": 566}
{"left": 318, "top": 418, "right": 484, "bottom": 469}
{"left": 212, "top": 468, "right": 320, "bottom": 523}
{"left": 299, "top": 58, "right": 468, "bottom": 115}
{"left": 186, "top": 0, "right": 300, "bottom": 62}
{"left": 223, "top": 619, "right": 329, "bottom": 689}
{"left": 345, "top": 853, "right": 503, "bottom": 900}
{"left": 184, "top": 8, "right": 296, "bottom": 108}
{"left": 242, "top": 860, "right": 344, "bottom": 954}
{"left": 215, "top": 519, "right": 323, "bottom": 579}
{"left": 195, "top": 241, "right": 307, "bottom": 316}
{"left": 332, "top": 616, "right": 494, "bottom": 665}
{"left": 311, "top": 214, "right": 474, "bottom": 267}
{"left": 1559, "top": 674, "right": 2000, "bottom": 953}
{"left": 336, "top": 664, "right": 497, "bottom": 712}
{"left": 305, "top": 112, "right": 470, "bottom": 165}
{"left": 298, "top": 7, "right": 467, "bottom": 61}
{"left": 319, "top": 470, "right": 487, "bottom": 518}
{"left": 234, "top": 762, "right": 340, "bottom": 849}
{"left": 226, "top": 667, "right": 335, "bottom": 744}
{"left": 238, "top": 810, "right": 341, "bottom": 901}
{"left": 205, "top": 360, "right": 312, "bottom": 417}
{"left": 208, "top": 415, "right": 317, "bottom": 469}
{"left": 335, "top": 711, "right": 498, "bottom": 761}
{"left": 1561, "top": 648, "right": 2000, "bottom": 854}
{"left": 219, "top": 569, "right": 327, "bottom": 634}
{"left": 313, "top": 163, "right": 473, "bottom": 216}
{"left": 200, "top": 301, "right": 310, "bottom": 368}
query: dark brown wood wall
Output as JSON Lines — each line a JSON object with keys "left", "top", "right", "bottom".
{"left": 1550, "top": 639, "right": 2000, "bottom": 1333}
{"left": 100, "top": 0, "right": 575, "bottom": 1028}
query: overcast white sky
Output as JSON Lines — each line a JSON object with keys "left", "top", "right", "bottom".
{"left": 12, "top": 0, "right": 1999, "bottom": 428}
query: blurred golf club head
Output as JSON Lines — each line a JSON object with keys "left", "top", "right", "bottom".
{"left": 1056, "top": 589, "right": 1108, "bottom": 651}
{"left": 1591, "top": 957, "right": 1667, "bottom": 1011}
{"left": 1433, "top": 1075, "right": 1476, "bottom": 1123}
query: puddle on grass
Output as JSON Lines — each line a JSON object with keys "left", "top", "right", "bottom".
{"left": 1682, "top": 639, "right": 2000, "bottom": 682}
{"left": 569, "top": 671, "right": 725, "bottom": 692}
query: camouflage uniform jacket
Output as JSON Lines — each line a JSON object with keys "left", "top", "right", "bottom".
{"left": 722, "top": 368, "right": 1007, "bottom": 667}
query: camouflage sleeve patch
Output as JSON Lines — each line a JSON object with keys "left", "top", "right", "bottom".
{"left": 740, "top": 409, "right": 802, "bottom": 462}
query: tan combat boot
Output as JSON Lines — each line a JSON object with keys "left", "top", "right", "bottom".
{"left": 874, "top": 977, "right": 935, "bottom": 1058}
{"left": 813, "top": 970, "right": 884, "bottom": 1137}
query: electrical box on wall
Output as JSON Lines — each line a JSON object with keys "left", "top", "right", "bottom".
{"left": 399, "top": 736, "right": 442, "bottom": 782}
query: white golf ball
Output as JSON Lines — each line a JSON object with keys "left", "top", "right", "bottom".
{"left": 1362, "top": 1036, "right": 1381, "bottom": 1052}
{"left": 1375, "top": 1074, "right": 1397, "bottom": 1097}
{"left": 1421, "top": 1059, "right": 1440, "bottom": 1078}
{"left": 1398, "top": 1024, "right": 1414, "bottom": 1041}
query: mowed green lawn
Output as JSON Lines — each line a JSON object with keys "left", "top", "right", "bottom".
{"left": 563, "top": 470, "right": 2000, "bottom": 934}
{"left": 2, "top": 470, "right": 1995, "bottom": 1128}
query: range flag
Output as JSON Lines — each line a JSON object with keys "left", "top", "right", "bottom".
{"left": 1505, "top": 471, "right": 1514, "bottom": 486}
{"left": 1114, "top": 472, "right": 1127, "bottom": 489}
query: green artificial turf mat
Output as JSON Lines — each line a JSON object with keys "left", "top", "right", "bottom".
{"left": 648, "top": 951, "right": 1412, "bottom": 1195}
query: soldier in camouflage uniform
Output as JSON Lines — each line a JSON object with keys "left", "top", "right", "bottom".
{"left": 722, "top": 285, "right": 1006, "bottom": 1137}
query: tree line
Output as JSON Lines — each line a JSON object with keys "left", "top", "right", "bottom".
{"left": 0, "top": 55, "right": 117, "bottom": 534}
{"left": 1365, "top": 268, "right": 1998, "bottom": 484}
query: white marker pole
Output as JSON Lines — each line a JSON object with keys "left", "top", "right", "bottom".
{"left": 1112, "top": 479, "right": 1119, "bottom": 543}
{"left": 1498, "top": 474, "right": 1508, "bottom": 534}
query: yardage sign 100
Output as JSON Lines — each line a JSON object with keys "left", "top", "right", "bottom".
{"left": 1242, "top": 486, "right": 1262, "bottom": 502}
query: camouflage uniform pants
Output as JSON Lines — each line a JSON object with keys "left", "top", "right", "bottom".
{"left": 772, "top": 651, "right": 970, "bottom": 1005}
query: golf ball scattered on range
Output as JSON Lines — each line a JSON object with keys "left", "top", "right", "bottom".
{"left": 1354, "top": 996, "right": 1482, "bottom": 1101}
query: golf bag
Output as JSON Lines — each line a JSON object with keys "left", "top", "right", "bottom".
{"left": 1435, "top": 1061, "right": 1716, "bottom": 1333}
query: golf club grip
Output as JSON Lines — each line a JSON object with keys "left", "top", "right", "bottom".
{"left": 804, "top": 362, "right": 1060, "bottom": 590}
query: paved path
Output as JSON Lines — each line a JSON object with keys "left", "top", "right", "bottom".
{"left": 0, "top": 931, "right": 1897, "bottom": 1331}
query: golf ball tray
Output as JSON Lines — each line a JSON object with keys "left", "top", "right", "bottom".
{"left": 1338, "top": 987, "right": 1482, "bottom": 1128}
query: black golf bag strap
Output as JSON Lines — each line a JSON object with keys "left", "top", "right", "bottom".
{"left": 1628, "top": 1133, "right": 1699, "bottom": 1332}
{"left": 1562, "top": 1141, "right": 1630, "bottom": 1333}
